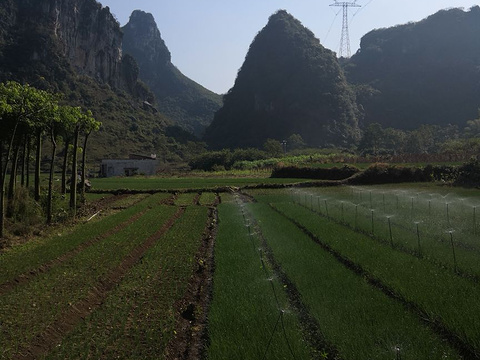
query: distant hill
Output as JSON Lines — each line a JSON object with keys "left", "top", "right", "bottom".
{"left": 122, "top": 10, "right": 222, "bottom": 137}
{"left": 204, "top": 10, "right": 360, "bottom": 150}
{"left": 345, "top": 6, "right": 480, "bottom": 130}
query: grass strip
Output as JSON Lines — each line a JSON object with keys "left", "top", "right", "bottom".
{"left": 273, "top": 201, "right": 480, "bottom": 357}
{"left": 207, "top": 203, "right": 313, "bottom": 360}
{"left": 0, "top": 204, "right": 177, "bottom": 359}
{"left": 199, "top": 192, "right": 218, "bottom": 206}
{"left": 249, "top": 202, "right": 461, "bottom": 359}
{"left": 175, "top": 192, "right": 199, "bottom": 206}
{"left": 44, "top": 206, "right": 208, "bottom": 359}
{"left": 0, "top": 193, "right": 171, "bottom": 287}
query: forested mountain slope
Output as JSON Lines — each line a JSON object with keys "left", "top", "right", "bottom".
{"left": 345, "top": 6, "right": 480, "bottom": 130}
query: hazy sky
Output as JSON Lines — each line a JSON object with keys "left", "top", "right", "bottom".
{"left": 99, "top": 0, "right": 478, "bottom": 94}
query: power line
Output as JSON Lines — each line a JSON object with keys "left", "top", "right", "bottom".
{"left": 324, "top": 8, "right": 342, "bottom": 44}
{"left": 350, "top": 0, "right": 376, "bottom": 25}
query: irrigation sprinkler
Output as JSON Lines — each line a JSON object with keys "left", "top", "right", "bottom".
{"left": 371, "top": 209, "right": 375, "bottom": 235}
{"left": 394, "top": 345, "right": 402, "bottom": 360}
{"left": 474, "top": 206, "right": 477, "bottom": 236}
{"left": 324, "top": 199, "right": 329, "bottom": 217}
{"left": 355, "top": 205, "right": 358, "bottom": 230}
{"left": 415, "top": 221, "right": 422, "bottom": 256}
{"left": 341, "top": 201, "right": 345, "bottom": 223}
{"left": 410, "top": 197, "right": 415, "bottom": 220}
{"left": 446, "top": 202, "right": 451, "bottom": 226}
{"left": 387, "top": 216, "right": 393, "bottom": 247}
{"left": 448, "top": 230, "right": 458, "bottom": 273}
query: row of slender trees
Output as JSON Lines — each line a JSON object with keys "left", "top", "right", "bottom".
{"left": 0, "top": 81, "right": 100, "bottom": 238}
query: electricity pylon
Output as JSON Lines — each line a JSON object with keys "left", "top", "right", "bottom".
{"left": 330, "top": 1, "right": 361, "bottom": 58}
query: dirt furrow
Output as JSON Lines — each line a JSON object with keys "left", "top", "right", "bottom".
{"left": 14, "top": 207, "right": 186, "bottom": 360}
{"left": 164, "top": 198, "right": 219, "bottom": 360}
{"left": 0, "top": 209, "right": 149, "bottom": 296}
{"left": 233, "top": 192, "right": 338, "bottom": 360}
{"left": 193, "top": 192, "right": 201, "bottom": 206}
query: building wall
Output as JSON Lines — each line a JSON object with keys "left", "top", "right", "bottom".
{"left": 100, "top": 159, "right": 158, "bottom": 177}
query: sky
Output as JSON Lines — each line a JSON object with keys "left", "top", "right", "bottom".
{"left": 99, "top": 0, "right": 479, "bottom": 94}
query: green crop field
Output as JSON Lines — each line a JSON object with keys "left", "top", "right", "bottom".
{"left": 2, "top": 178, "right": 480, "bottom": 359}
{"left": 90, "top": 176, "right": 306, "bottom": 191}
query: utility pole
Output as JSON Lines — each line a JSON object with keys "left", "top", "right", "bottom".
{"left": 330, "top": 1, "right": 361, "bottom": 58}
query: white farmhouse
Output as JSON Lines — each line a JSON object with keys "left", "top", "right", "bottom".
{"left": 100, "top": 154, "right": 158, "bottom": 177}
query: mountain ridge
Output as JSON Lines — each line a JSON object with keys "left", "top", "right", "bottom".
{"left": 345, "top": 6, "right": 480, "bottom": 130}
{"left": 122, "top": 10, "right": 222, "bottom": 137}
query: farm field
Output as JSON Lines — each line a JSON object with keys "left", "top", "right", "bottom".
{"left": 241, "top": 184, "right": 480, "bottom": 358}
{"left": 89, "top": 176, "right": 306, "bottom": 191}
{"left": 2, "top": 179, "right": 480, "bottom": 359}
{"left": 0, "top": 191, "right": 216, "bottom": 359}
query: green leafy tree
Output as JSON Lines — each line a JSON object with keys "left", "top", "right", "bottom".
{"left": 465, "top": 112, "right": 480, "bottom": 138}
{"left": 80, "top": 111, "right": 101, "bottom": 198}
{"left": 263, "top": 139, "right": 283, "bottom": 157}
{"left": 287, "top": 134, "right": 306, "bottom": 151}
{"left": 0, "top": 82, "right": 56, "bottom": 237}
{"left": 358, "top": 123, "right": 384, "bottom": 156}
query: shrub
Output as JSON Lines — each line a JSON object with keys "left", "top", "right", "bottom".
{"left": 455, "top": 158, "right": 480, "bottom": 186}
{"left": 271, "top": 165, "right": 360, "bottom": 180}
{"left": 348, "top": 163, "right": 458, "bottom": 185}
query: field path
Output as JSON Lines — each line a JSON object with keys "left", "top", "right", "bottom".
{"left": 14, "top": 207, "right": 185, "bottom": 360}
{"left": 164, "top": 200, "right": 219, "bottom": 360}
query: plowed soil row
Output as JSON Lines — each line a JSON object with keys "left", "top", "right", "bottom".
{"left": 192, "top": 192, "right": 201, "bottom": 205}
{"left": 1, "top": 194, "right": 177, "bottom": 297}
{"left": 164, "top": 199, "right": 219, "bottom": 360}
{"left": 14, "top": 207, "right": 186, "bottom": 360}
{"left": 0, "top": 209, "right": 149, "bottom": 296}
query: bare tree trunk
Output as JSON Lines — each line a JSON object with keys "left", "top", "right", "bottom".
{"left": 34, "top": 129, "right": 42, "bottom": 202}
{"left": 61, "top": 138, "right": 70, "bottom": 195}
{"left": 1, "top": 122, "right": 20, "bottom": 238}
{"left": 80, "top": 131, "right": 91, "bottom": 199}
{"left": 47, "top": 128, "right": 57, "bottom": 224}
{"left": 21, "top": 134, "right": 27, "bottom": 187}
{"left": 26, "top": 136, "right": 31, "bottom": 189}
{"left": 69, "top": 125, "right": 79, "bottom": 217}
{"left": 0, "top": 143, "right": 4, "bottom": 239}
{"left": 6, "top": 143, "right": 20, "bottom": 218}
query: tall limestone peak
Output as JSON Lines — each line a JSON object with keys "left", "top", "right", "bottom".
{"left": 204, "top": 10, "right": 360, "bottom": 149}
{"left": 122, "top": 10, "right": 222, "bottom": 137}
{"left": 122, "top": 10, "right": 171, "bottom": 77}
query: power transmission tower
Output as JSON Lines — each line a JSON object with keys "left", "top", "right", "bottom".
{"left": 330, "top": 1, "right": 361, "bottom": 58}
